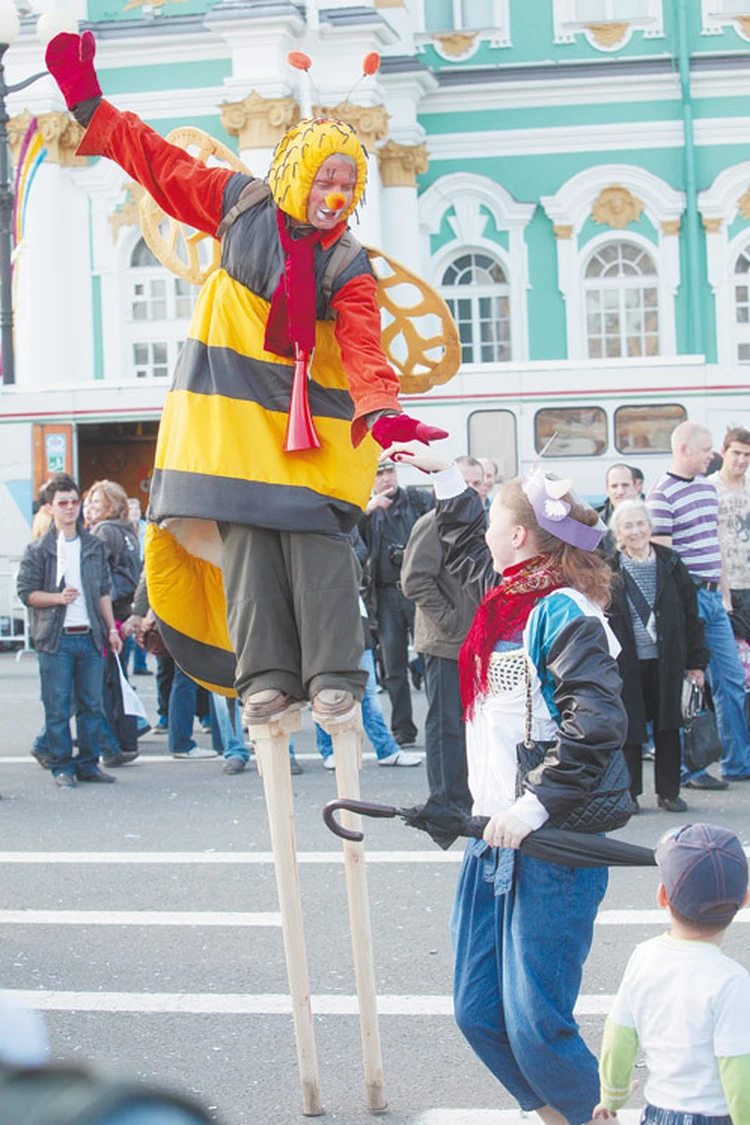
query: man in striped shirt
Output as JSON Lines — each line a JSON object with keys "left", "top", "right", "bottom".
{"left": 648, "top": 421, "right": 750, "bottom": 785}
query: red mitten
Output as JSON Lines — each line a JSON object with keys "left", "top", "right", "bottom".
{"left": 371, "top": 413, "right": 449, "bottom": 449}
{"left": 45, "top": 31, "right": 101, "bottom": 110}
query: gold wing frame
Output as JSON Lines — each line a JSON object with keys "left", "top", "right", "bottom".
{"left": 138, "top": 126, "right": 460, "bottom": 393}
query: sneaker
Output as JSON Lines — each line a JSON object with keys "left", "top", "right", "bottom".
{"left": 322, "top": 756, "right": 336, "bottom": 771}
{"left": 721, "top": 771, "right": 750, "bottom": 781}
{"left": 289, "top": 756, "right": 304, "bottom": 775}
{"left": 658, "top": 795, "right": 688, "bottom": 812}
{"left": 154, "top": 717, "right": 168, "bottom": 735}
{"left": 31, "top": 748, "right": 53, "bottom": 770}
{"left": 54, "top": 772, "right": 76, "bottom": 789}
{"left": 378, "top": 750, "right": 422, "bottom": 767}
{"left": 199, "top": 720, "right": 212, "bottom": 735}
{"left": 223, "top": 757, "right": 247, "bottom": 774}
{"left": 136, "top": 722, "right": 152, "bottom": 739}
{"left": 685, "top": 772, "right": 729, "bottom": 791}
{"left": 172, "top": 747, "right": 219, "bottom": 760}
{"left": 102, "top": 750, "right": 139, "bottom": 768}
{"left": 76, "top": 767, "right": 116, "bottom": 784}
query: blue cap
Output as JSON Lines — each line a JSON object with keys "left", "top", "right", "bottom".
{"left": 656, "top": 823, "right": 748, "bottom": 926}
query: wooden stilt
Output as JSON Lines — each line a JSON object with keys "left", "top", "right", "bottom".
{"left": 318, "top": 704, "right": 387, "bottom": 1113}
{"left": 250, "top": 707, "right": 324, "bottom": 1117}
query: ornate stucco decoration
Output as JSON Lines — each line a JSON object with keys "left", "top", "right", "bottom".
{"left": 8, "top": 110, "right": 86, "bottom": 168}
{"left": 110, "top": 181, "right": 145, "bottom": 242}
{"left": 432, "top": 32, "right": 478, "bottom": 58}
{"left": 220, "top": 91, "right": 298, "bottom": 151}
{"left": 374, "top": 0, "right": 404, "bottom": 6}
{"left": 660, "top": 219, "right": 681, "bottom": 236}
{"left": 584, "top": 22, "right": 630, "bottom": 48}
{"left": 737, "top": 187, "right": 750, "bottom": 220}
{"left": 702, "top": 216, "right": 723, "bottom": 233}
{"left": 313, "top": 102, "right": 389, "bottom": 151}
{"left": 591, "top": 185, "right": 644, "bottom": 229}
{"left": 123, "top": 0, "right": 187, "bottom": 11}
{"left": 377, "top": 141, "right": 428, "bottom": 188}
{"left": 553, "top": 224, "right": 574, "bottom": 240}
{"left": 735, "top": 16, "right": 750, "bottom": 39}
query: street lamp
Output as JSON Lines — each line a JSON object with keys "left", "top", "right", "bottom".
{"left": 0, "top": 5, "right": 77, "bottom": 386}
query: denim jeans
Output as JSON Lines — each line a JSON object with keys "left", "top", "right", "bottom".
{"left": 315, "top": 649, "right": 401, "bottom": 760}
{"left": 210, "top": 694, "right": 248, "bottom": 761}
{"left": 38, "top": 633, "right": 106, "bottom": 777}
{"left": 695, "top": 588, "right": 750, "bottom": 778}
{"left": 451, "top": 843, "right": 608, "bottom": 1125}
{"left": 168, "top": 665, "right": 198, "bottom": 754}
{"left": 642, "top": 1106, "right": 731, "bottom": 1125}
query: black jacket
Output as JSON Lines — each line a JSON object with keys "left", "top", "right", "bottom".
{"left": 400, "top": 510, "right": 475, "bottom": 660}
{"left": 435, "top": 484, "right": 628, "bottom": 818}
{"left": 91, "top": 518, "right": 142, "bottom": 619}
{"left": 607, "top": 544, "right": 708, "bottom": 742}
{"left": 16, "top": 525, "right": 112, "bottom": 654}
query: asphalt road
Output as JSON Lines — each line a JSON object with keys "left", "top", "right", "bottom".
{"left": 1, "top": 650, "right": 748, "bottom": 1125}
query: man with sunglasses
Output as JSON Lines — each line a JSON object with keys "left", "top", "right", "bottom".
{"left": 17, "top": 474, "right": 122, "bottom": 788}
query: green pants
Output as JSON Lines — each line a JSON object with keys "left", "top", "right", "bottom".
{"left": 218, "top": 524, "right": 367, "bottom": 702}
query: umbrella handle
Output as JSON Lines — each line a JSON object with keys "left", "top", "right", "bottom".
{"left": 322, "top": 798, "right": 399, "bottom": 842}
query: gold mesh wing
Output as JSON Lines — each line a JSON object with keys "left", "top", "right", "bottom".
{"left": 366, "top": 246, "right": 460, "bottom": 394}
{"left": 138, "top": 127, "right": 251, "bottom": 286}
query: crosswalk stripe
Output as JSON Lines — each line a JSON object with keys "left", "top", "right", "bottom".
{"left": 0, "top": 850, "right": 462, "bottom": 864}
{"left": 598, "top": 907, "right": 749, "bottom": 924}
{"left": 0, "top": 752, "right": 423, "bottom": 764}
{"left": 0, "top": 910, "right": 281, "bottom": 926}
{"left": 0, "top": 990, "right": 615, "bottom": 1016}
{"left": 416, "top": 1112, "right": 642, "bottom": 1125}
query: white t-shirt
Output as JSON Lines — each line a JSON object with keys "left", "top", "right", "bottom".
{"left": 609, "top": 932, "right": 750, "bottom": 1113}
{"left": 61, "top": 536, "right": 91, "bottom": 629}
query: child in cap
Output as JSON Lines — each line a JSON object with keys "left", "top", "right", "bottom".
{"left": 594, "top": 823, "right": 750, "bottom": 1124}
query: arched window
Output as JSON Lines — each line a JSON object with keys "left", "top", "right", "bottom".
{"left": 441, "top": 252, "right": 511, "bottom": 364}
{"left": 127, "top": 237, "right": 200, "bottom": 379}
{"left": 733, "top": 244, "right": 750, "bottom": 364}
{"left": 584, "top": 241, "right": 659, "bottom": 359}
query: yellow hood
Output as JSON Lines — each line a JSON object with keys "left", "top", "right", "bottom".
{"left": 268, "top": 117, "right": 368, "bottom": 223}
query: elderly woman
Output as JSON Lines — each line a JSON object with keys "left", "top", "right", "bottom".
{"left": 607, "top": 498, "right": 708, "bottom": 812}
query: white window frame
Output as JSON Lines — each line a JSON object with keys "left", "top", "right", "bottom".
{"left": 553, "top": 0, "right": 664, "bottom": 48}
{"left": 413, "top": 0, "right": 510, "bottom": 52}
{"left": 583, "top": 239, "right": 661, "bottom": 361}
{"left": 701, "top": 0, "right": 750, "bottom": 38}
{"left": 125, "top": 236, "right": 199, "bottom": 382}
{"left": 419, "top": 172, "right": 534, "bottom": 363}
{"left": 540, "top": 164, "right": 684, "bottom": 360}
{"left": 440, "top": 250, "right": 512, "bottom": 365}
{"left": 699, "top": 160, "right": 750, "bottom": 366}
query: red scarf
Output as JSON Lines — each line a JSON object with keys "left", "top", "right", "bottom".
{"left": 264, "top": 209, "right": 320, "bottom": 357}
{"left": 458, "top": 555, "right": 566, "bottom": 718}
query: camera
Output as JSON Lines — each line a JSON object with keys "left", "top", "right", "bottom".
{"left": 387, "top": 543, "right": 406, "bottom": 568}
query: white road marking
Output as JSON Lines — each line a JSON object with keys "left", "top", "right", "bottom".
{"left": 0, "top": 752, "right": 423, "bottom": 764}
{"left": 416, "top": 1112, "right": 642, "bottom": 1125}
{"left": 0, "top": 990, "right": 614, "bottom": 1016}
{"left": 0, "top": 850, "right": 462, "bottom": 864}
{"left": 0, "top": 910, "right": 281, "bottom": 927}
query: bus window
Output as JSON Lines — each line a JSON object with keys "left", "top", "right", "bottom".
{"left": 534, "top": 407, "right": 607, "bottom": 456}
{"left": 467, "top": 410, "right": 518, "bottom": 480}
{"left": 614, "top": 404, "right": 686, "bottom": 453}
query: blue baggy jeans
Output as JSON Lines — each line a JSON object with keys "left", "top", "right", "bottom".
{"left": 697, "top": 587, "right": 750, "bottom": 778}
{"left": 451, "top": 842, "right": 608, "bottom": 1125}
{"left": 38, "top": 632, "right": 105, "bottom": 778}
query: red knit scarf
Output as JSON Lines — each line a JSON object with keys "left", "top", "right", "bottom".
{"left": 458, "top": 555, "right": 566, "bottom": 718}
{"left": 264, "top": 209, "right": 320, "bottom": 357}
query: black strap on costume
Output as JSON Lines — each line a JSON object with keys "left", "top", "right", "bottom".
{"left": 621, "top": 566, "right": 657, "bottom": 642}
{"left": 216, "top": 179, "right": 364, "bottom": 304}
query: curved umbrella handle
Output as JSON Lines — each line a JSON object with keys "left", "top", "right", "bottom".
{"left": 322, "top": 798, "right": 400, "bottom": 842}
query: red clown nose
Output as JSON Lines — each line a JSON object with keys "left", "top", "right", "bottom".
{"left": 325, "top": 192, "right": 347, "bottom": 212}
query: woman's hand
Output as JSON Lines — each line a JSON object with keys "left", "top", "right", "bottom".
{"left": 592, "top": 1104, "right": 617, "bottom": 1119}
{"left": 378, "top": 442, "right": 452, "bottom": 475}
{"left": 120, "top": 614, "right": 143, "bottom": 639}
{"left": 686, "top": 669, "right": 705, "bottom": 690}
{"left": 482, "top": 810, "right": 533, "bottom": 850}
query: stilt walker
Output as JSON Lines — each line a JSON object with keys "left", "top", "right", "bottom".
{"left": 44, "top": 30, "right": 459, "bottom": 1114}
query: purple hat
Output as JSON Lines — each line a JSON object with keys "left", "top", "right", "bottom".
{"left": 522, "top": 463, "right": 606, "bottom": 552}
{"left": 656, "top": 823, "right": 748, "bottom": 926}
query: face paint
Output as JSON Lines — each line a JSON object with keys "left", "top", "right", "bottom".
{"left": 325, "top": 192, "right": 347, "bottom": 212}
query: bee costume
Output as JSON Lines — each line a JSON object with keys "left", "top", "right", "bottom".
{"left": 46, "top": 31, "right": 452, "bottom": 713}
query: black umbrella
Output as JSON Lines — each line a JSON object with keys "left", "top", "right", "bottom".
{"left": 323, "top": 796, "right": 656, "bottom": 868}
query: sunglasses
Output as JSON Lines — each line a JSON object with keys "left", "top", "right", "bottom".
{"left": 55, "top": 499, "right": 81, "bottom": 507}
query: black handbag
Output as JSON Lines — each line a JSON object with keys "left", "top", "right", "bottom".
{"left": 516, "top": 658, "right": 633, "bottom": 835}
{"left": 682, "top": 684, "right": 722, "bottom": 773}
